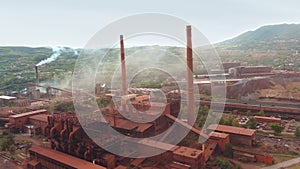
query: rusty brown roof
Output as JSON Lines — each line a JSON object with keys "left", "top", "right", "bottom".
{"left": 27, "top": 159, "right": 40, "bottom": 166}
{"left": 10, "top": 109, "right": 47, "bottom": 119}
{"left": 173, "top": 146, "right": 202, "bottom": 159}
{"left": 253, "top": 116, "right": 281, "bottom": 121}
{"left": 207, "top": 124, "right": 256, "bottom": 136}
{"left": 103, "top": 116, "right": 153, "bottom": 132}
{"left": 29, "top": 146, "right": 106, "bottom": 169}
{"left": 138, "top": 138, "right": 176, "bottom": 151}
{"left": 210, "top": 131, "right": 229, "bottom": 139}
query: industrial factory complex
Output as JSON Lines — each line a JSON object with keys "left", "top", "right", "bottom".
{"left": 0, "top": 25, "right": 300, "bottom": 169}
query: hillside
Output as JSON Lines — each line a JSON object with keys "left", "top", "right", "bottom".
{"left": 1, "top": 24, "right": 300, "bottom": 93}
{"left": 218, "top": 24, "right": 300, "bottom": 50}
{"left": 0, "top": 46, "right": 190, "bottom": 93}
{"left": 0, "top": 46, "right": 78, "bottom": 93}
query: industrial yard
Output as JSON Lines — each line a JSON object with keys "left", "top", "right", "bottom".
{"left": 0, "top": 23, "right": 299, "bottom": 169}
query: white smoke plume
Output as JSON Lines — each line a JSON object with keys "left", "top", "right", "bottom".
{"left": 73, "top": 49, "right": 79, "bottom": 56}
{"left": 36, "top": 46, "right": 66, "bottom": 66}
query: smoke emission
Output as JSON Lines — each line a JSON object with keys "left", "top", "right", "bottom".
{"left": 36, "top": 46, "right": 66, "bottom": 66}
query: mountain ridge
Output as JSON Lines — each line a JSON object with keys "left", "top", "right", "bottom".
{"left": 217, "top": 23, "right": 300, "bottom": 50}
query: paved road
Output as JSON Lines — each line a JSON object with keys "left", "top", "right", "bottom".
{"left": 262, "top": 157, "right": 300, "bottom": 169}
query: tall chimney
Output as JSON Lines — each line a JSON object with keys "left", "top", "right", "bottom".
{"left": 186, "top": 25, "right": 195, "bottom": 125}
{"left": 35, "top": 65, "right": 39, "bottom": 84}
{"left": 120, "top": 35, "right": 127, "bottom": 112}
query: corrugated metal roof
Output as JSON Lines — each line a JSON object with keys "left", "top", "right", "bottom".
{"left": 10, "top": 109, "right": 47, "bottom": 118}
{"left": 208, "top": 124, "right": 255, "bottom": 136}
{"left": 29, "top": 146, "right": 106, "bottom": 169}
{"left": 0, "top": 95, "right": 17, "bottom": 100}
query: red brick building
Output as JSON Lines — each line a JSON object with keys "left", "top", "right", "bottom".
{"left": 29, "top": 114, "right": 49, "bottom": 135}
{"left": 208, "top": 132, "right": 230, "bottom": 152}
{"left": 28, "top": 146, "right": 106, "bottom": 169}
{"left": 207, "top": 124, "right": 256, "bottom": 146}
{"left": 7, "top": 109, "right": 47, "bottom": 131}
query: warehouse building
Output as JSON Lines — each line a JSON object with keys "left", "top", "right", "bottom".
{"left": 208, "top": 132, "right": 230, "bottom": 152}
{"left": 207, "top": 124, "right": 256, "bottom": 146}
{"left": 28, "top": 146, "right": 106, "bottom": 169}
{"left": 7, "top": 109, "right": 47, "bottom": 131}
{"left": 28, "top": 114, "right": 49, "bottom": 135}
{"left": 254, "top": 116, "right": 281, "bottom": 124}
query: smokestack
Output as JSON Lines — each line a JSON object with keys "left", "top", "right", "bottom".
{"left": 186, "top": 25, "right": 195, "bottom": 125}
{"left": 35, "top": 65, "right": 39, "bottom": 84}
{"left": 120, "top": 35, "right": 127, "bottom": 112}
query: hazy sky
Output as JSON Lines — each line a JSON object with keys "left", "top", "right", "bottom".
{"left": 0, "top": 0, "right": 299, "bottom": 48}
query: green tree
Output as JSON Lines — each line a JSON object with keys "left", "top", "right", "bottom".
{"left": 231, "top": 119, "right": 240, "bottom": 127}
{"left": 199, "top": 105, "right": 209, "bottom": 114}
{"left": 224, "top": 114, "right": 235, "bottom": 126}
{"left": 295, "top": 127, "right": 300, "bottom": 138}
{"left": 1, "top": 137, "right": 10, "bottom": 151}
{"left": 245, "top": 110, "right": 251, "bottom": 116}
{"left": 246, "top": 117, "right": 257, "bottom": 129}
{"left": 224, "top": 143, "right": 233, "bottom": 158}
{"left": 270, "top": 123, "right": 284, "bottom": 134}
{"left": 219, "top": 117, "right": 225, "bottom": 125}
{"left": 256, "top": 109, "right": 265, "bottom": 116}
{"left": 96, "top": 97, "right": 112, "bottom": 108}
{"left": 1, "top": 134, "right": 14, "bottom": 151}
{"left": 196, "top": 106, "right": 209, "bottom": 127}
{"left": 53, "top": 100, "right": 75, "bottom": 112}
{"left": 216, "top": 158, "right": 234, "bottom": 169}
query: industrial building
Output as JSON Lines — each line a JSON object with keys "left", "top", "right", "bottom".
{"left": 28, "top": 114, "right": 49, "bottom": 135}
{"left": 0, "top": 95, "right": 17, "bottom": 106}
{"left": 221, "top": 62, "right": 241, "bottom": 73}
{"left": 172, "top": 146, "right": 204, "bottom": 169}
{"left": 23, "top": 26, "right": 208, "bottom": 169}
{"left": 207, "top": 124, "right": 256, "bottom": 146}
{"left": 229, "top": 66, "right": 273, "bottom": 77}
{"left": 207, "top": 132, "right": 230, "bottom": 153}
{"left": 254, "top": 116, "right": 281, "bottom": 124}
{"left": 6, "top": 109, "right": 48, "bottom": 132}
{"left": 20, "top": 29, "right": 285, "bottom": 168}
{"left": 28, "top": 146, "right": 106, "bottom": 169}
{"left": 232, "top": 148, "right": 274, "bottom": 165}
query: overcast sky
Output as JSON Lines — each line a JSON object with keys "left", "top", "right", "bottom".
{"left": 0, "top": 0, "right": 299, "bottom": 48}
